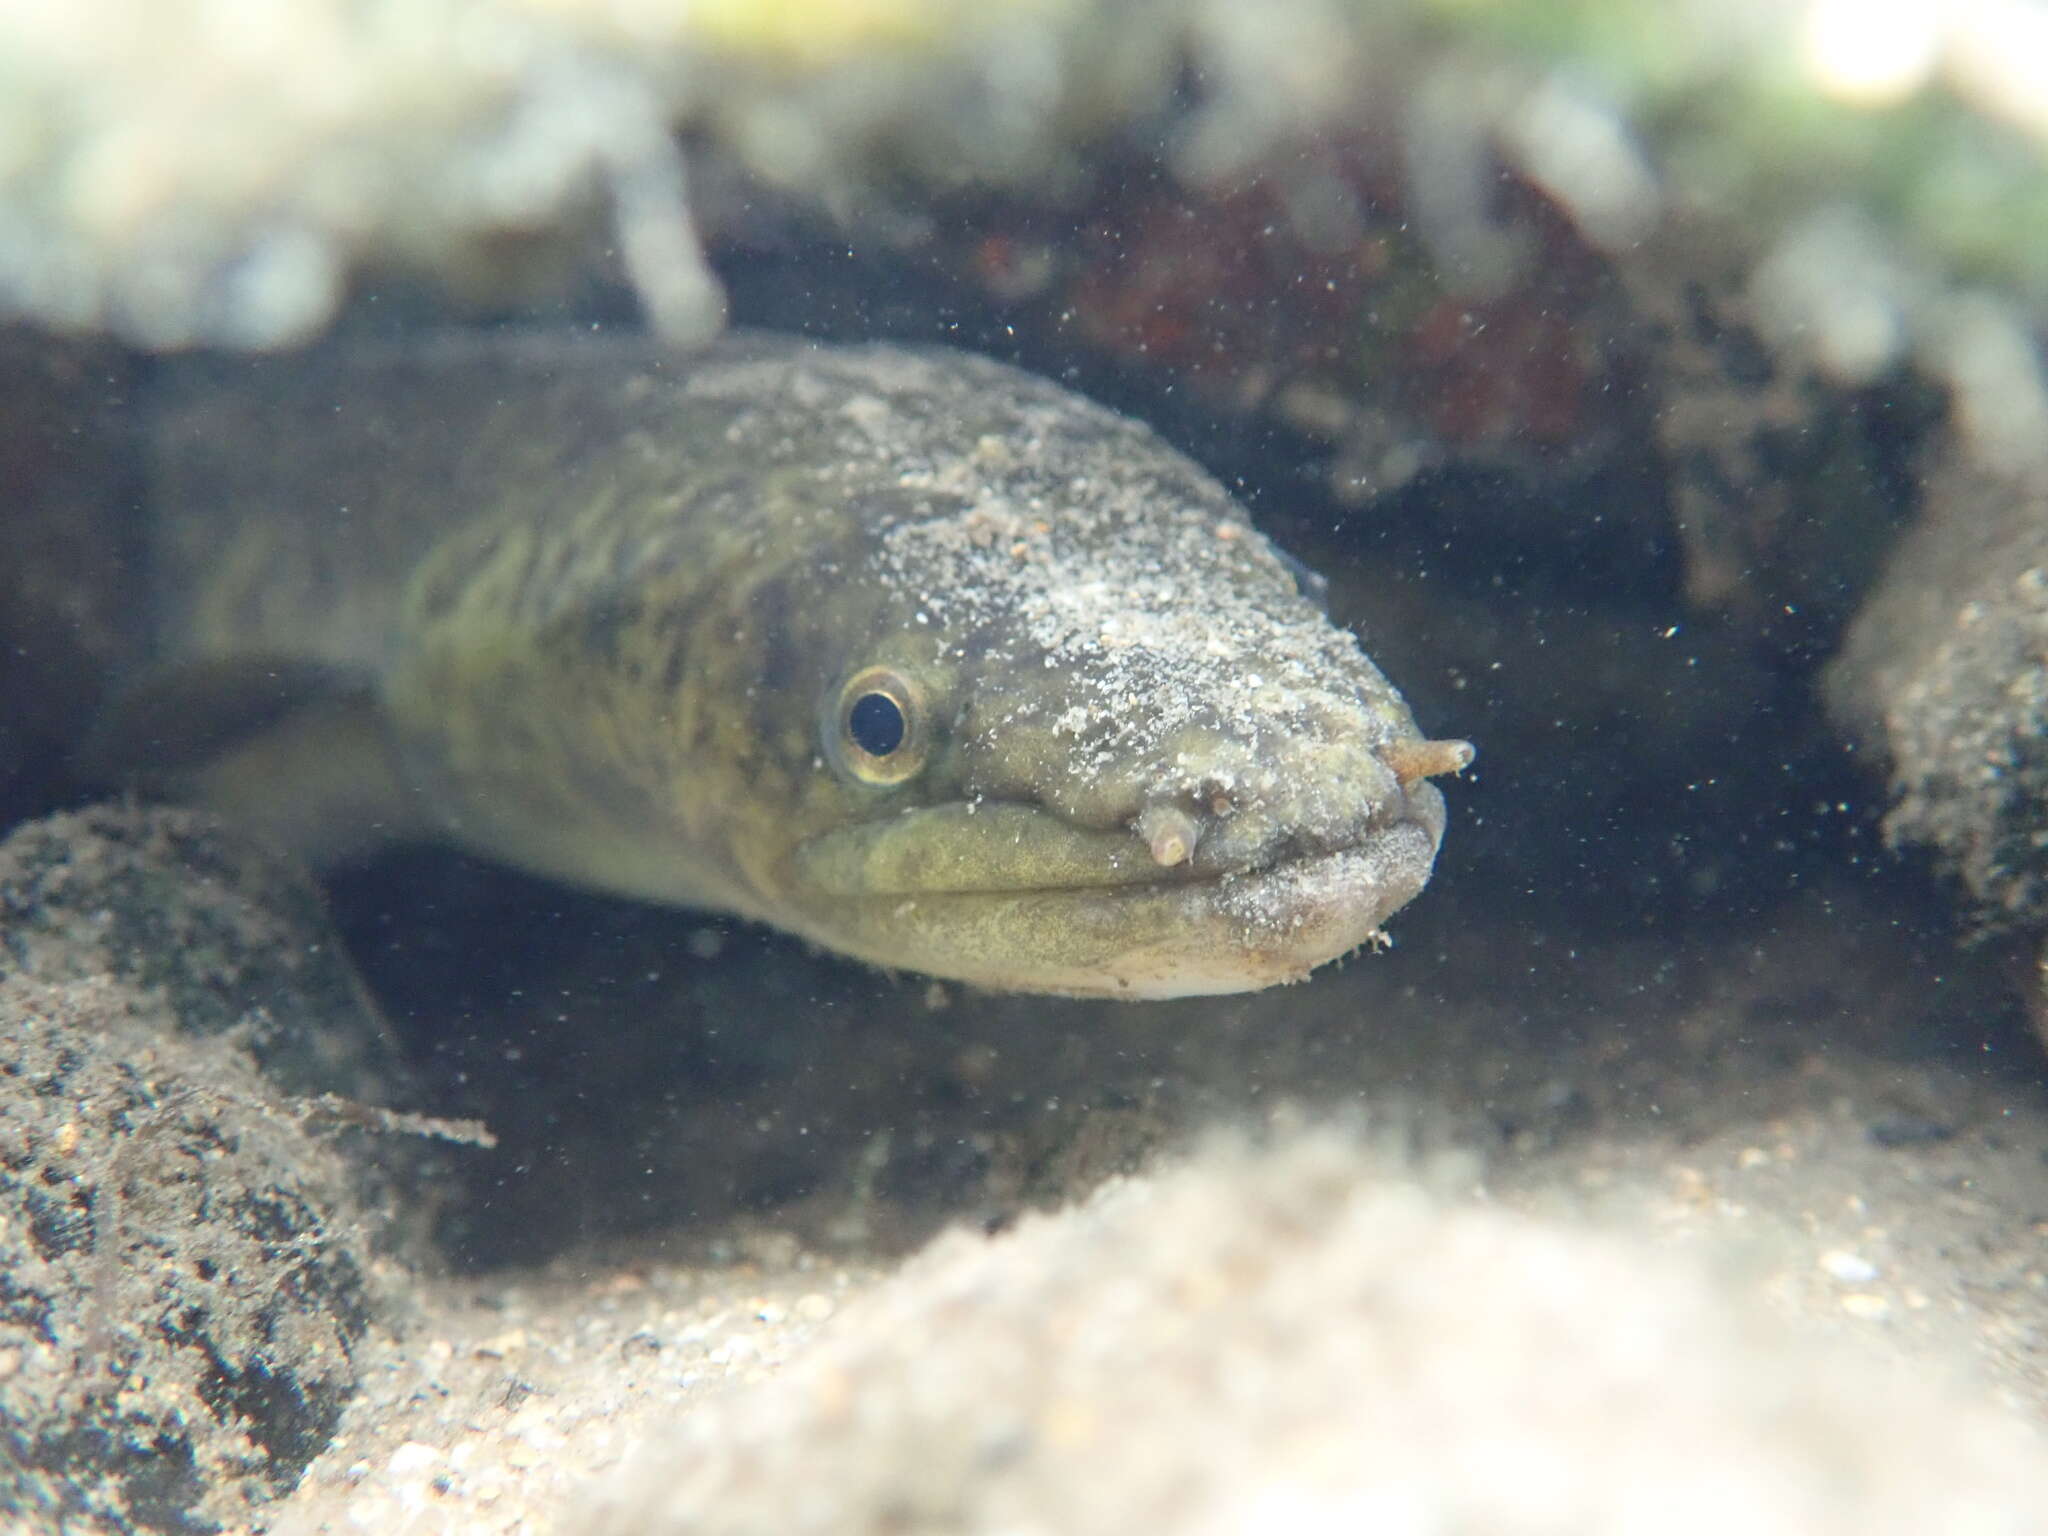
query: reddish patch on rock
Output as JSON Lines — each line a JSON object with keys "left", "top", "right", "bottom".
{"left": 946, "top": 134, "right": 1619, "bottom": 468}
{"left": 1404, "top": 295, "right": 1585, "bottom": 447}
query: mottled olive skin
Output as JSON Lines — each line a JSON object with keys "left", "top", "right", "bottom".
{"left": 137, "top": 333, "right": 1462, "bottom": 996}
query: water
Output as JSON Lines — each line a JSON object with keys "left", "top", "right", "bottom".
{"left": 3, "top": 8, "right": 2047, "bottom": 1531}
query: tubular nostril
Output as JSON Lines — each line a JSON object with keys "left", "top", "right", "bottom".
{"left": 1377, "top": 737, "right": 1476, "bottom": 787}
{"left": 1135, "top": 803, "right": 1201, "bottom": 868}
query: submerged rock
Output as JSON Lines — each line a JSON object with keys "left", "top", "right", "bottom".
{"left": 4, "top": 0, "right": 2043, "bottom": 373}
{"left": 0, "top": 805, "right": 422, "bottom": 1531}
{"left": 576, "top": 1132, "right": 2048, "bottom": 1536}
{"left": 1825, "top": 450, "right": 2048, "bottom": 937}
{"left": 0, "top": 974, "right": 378, "bottom": 1534}
{"left": 1825, "top": 449, "right": 2048, "bottom": 1050}
{"left": 0, "top": 804, "right": 405, "bottom": 1105}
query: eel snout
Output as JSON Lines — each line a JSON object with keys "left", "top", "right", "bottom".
{"left": 1129, "top": 735, "right": 1474, "bottom": 871}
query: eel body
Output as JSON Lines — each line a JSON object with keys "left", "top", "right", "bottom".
{"left": 113, "top": 332, "right": 1470, "bottom": 997}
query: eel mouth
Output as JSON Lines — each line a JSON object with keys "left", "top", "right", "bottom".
{"left": 788, "top": 780, "right": 1451, "bottom": 999}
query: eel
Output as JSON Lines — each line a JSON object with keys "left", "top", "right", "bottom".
{"left": 101, "top": 331, "right": 1471, "bottom": 998}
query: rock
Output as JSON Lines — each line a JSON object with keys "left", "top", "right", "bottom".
{"left": 1824, "top": 450, "right": 2048, "bottom": 935}
{"left": 4, "top": 1, "right": 2044, "bottom": 367}
{"left": 0, "top": 804, "right": 406, "bottom": 1105}
{"left": 576, "top": 1132, "right": 2048, "bottom": 1536}
{"left": 0, "top": 974, "right": 380, "bottom": 1535}
{"left": 0, "top": 805, "right": 425, "bottom": 1530}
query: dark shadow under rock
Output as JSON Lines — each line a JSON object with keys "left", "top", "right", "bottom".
{"left": 0, "top": 328, "right": 140, "bottom": 835}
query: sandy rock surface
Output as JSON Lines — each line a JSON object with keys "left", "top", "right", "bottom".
{"left": 0, "top": 975, "right": 379, "bottom": 1534}
{"left": 0, "top": 806, "right": 406, "bottom": 1105}
{"left": 577, "top": 1133, "right": 2048, "bottom": 1536}
{"left": 1828, "top": 455, "right": 2048, "bottom": 936}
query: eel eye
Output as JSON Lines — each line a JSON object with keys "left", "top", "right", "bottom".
{"left": 832, "top": 666, "right": 929, "bottom": 785}
{"left": 849, "top": 691, "right": 904, "bottom": 757}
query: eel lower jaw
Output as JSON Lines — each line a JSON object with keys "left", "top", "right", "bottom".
{"left": 1002, "top": 830, "right": 1441, "bottom": 998}
{"left": 786, "top": 787, "right": 1447, "bottom": 999}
